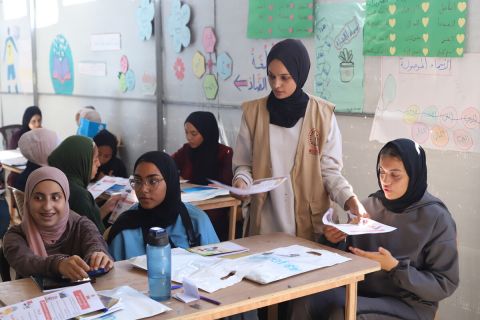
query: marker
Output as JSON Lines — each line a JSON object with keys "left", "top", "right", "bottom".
{"left": 171, "top": 285, "right": 182, "bottom": 290}
{"left": 199, "top": 295, "right": 221, "bottom": 305}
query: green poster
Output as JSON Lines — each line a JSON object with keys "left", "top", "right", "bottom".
{"left": 247, "top": 0, "right": 314, "bottom": 39}
{"left": 364, "top": 0, "right": 467, "bottom": 57}
{"left": 315, "top": 2, "right": 365, "bottom": 113}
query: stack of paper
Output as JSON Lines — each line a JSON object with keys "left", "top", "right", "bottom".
{"left": 188, "top": 241, "right": 249, "bottom": 257}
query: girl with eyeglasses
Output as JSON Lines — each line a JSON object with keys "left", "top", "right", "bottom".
{"left": 106, "top": 151, "right": 219, "bottom": 261}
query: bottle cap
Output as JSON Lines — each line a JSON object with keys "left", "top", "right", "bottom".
{"left": 147, "top": 227, "right": 169, "bottom": 246}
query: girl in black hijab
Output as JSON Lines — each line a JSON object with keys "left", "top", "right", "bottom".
{"left": 107, "top": 151, "right": 219, "bottom": 260}
{"left": 172, "top": 111, "right": 233, "bottom": 186}
{"left": 266, "top": 39, "right": 310, "bottom": 128}
{"left": 10, "top": 106, "right": 42, "bottom": 149}
{"left": 371, "top": 138, "right": 428, "bottom": 212}
{"left": 92, "top": 129, "right": 127, "bottom": 180}
{"left": 232, "top": 39, "right": 366, "bottom": 240}
{"left": 295, "top": 138, "right": 459, "bottom": 320}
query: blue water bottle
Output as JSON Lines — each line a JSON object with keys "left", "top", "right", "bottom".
{"left": 146, "top": 227, "right": 171, "bottom": 301}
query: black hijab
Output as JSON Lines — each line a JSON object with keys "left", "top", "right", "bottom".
{"left": 185, "top": 111, "right": 219, "bottom": 185}
{"left": 371, "top": 139, "right": 428, "bottom": 213}
{"left": 266, "top": 39, "right": 310, "bottom": 128}
{"left": 107, "top": 151, "right": 188, "bottom": 245}
{"left": 20, "top": 106, "right": 42, "bottom": 135}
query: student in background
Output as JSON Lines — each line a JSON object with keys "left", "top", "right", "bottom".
{"left": 290, "top": 139, "right": 459, "bottom": 320}
{"left": 48, "top": 136, "right": 120, "bottom": 234}
{"left": 172, "top": 111, "right": 233, "bottom": 185}
{"left": 107, "top": 151, "right": 219, "bottom": 261}
{"left": 3, "top": 167, "right": 113, "bottom": 281}
{"left": 172, "top": 111, "right": 233, "bottom": 240}
{"left": 14, "top": 128, "right": 59, "bottom": 192}
{"left": 10, "top": 106, "right": 42, "bottom": 149}
{"left": 93, "top": 129, "right": 127, "bottom": 181}
{"left": 232, "top": 39, "right": 365, "bottom": 240}
{"left": 75, "top": 106, "right": 101, "bottom": 127}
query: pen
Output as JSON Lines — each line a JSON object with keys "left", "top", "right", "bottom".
{"left": 199, "top": 295, "right": 221, "bottom": 305}
{"left": 171, "top": 285, "right": 182, "bottom": 290}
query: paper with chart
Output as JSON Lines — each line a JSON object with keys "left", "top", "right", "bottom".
{"left": 209, "top": 176, "right": 287, "bottom": 195}
{"left": 370, "top": 54, "right": 480, "bottom": 153}
{"left": 322, "top": 208, "right": 396, "bottom": 235}
{"left": 0, "top": 283, "right": 104, "bottom": 320}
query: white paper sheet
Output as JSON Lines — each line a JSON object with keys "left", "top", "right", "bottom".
{"left": 98, "top": 286, "right": 170, "bottom": 320}
{"left": 209, "top": 176, "right": 288, "bottom": 195}
{"left": 180, "top": 186, "right": 229, "bottom": 202}
{"left": 322, "top": 208, "right": 396, "bottom": 235}
{"left": 0, "top": 282, "right": 104, "bottom": 320}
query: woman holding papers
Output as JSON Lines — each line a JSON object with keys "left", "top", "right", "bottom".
{"left": 14, "top": 128, "right": 59, "bottom": 192}
{"left": 107, "top": 151, "right": 219, "bottom": 261}
{"left": 232, "top": 39, "right": 365, "bottom": 240}
{"left": 291, "top": 139, "right": 459, "bottom": 320}
{"left": 3, "top": 167, "right": 113, "bottom": 281}
{"left": 48, "top": 136, "right": 120, "bottom": 233}
{"left": 172, "top": 111, "right": 233, "bottom": 240}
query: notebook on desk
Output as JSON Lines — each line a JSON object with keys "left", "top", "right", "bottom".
{"left": 31, "top": 275, "right": 92, "bottom": 292}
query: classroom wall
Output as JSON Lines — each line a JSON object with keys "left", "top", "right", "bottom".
{"left": 1, "top": 0, "right": 479, "bottom": 319}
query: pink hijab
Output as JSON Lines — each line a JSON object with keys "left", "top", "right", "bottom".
{"left": 18, "top": 128, "right": 59, "bottom": 166}
{"left": 21, "top": 167, "right": 70, "bottom": 257}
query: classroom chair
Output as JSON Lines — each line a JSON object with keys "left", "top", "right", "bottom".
{"left": 8, "top": 187, "right": 24, "bottom": 222}
{"left": 0, "top": 124, "right": 21, "bottom": 150}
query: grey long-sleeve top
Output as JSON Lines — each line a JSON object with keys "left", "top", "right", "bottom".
{"left": 336, "top": 192, "right": 459, "bottom": 320}
{"left": 3, "top": 212, "right": 111, "bottom": 279}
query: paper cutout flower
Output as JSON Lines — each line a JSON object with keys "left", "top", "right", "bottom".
{"left": 174, "top": 57, "right": 185, "bottom": 80}
{"left": 137, "top": 0, "right": 155, "bottom": 41}
{"left": 168, "top": 0, "right": 191, "bottom": 53}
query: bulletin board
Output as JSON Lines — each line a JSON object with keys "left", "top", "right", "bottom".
{"left": 160, "top": 0, "right": 479, "bottom": 115}
{"left": 34, "top": 0, "right": 157, "bottom": 99}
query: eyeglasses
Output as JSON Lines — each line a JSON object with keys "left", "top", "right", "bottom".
{"left": 129, "top": 175, "right": 164, "bottom": 190}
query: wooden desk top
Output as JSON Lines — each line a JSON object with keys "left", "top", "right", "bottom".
{"left": 0, "top": 233, "right": 379, "bottom": 319}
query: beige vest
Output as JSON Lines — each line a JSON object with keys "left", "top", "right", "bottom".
{"left": 242, "top": 95, "right": 334, "bottom": 240}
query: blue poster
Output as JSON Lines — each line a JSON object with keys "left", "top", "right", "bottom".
{"left": 49, "top": 34, "right": 74, "bottom": 95}
{"left": 314, "top": 2, "right": 365, "bottom": 113}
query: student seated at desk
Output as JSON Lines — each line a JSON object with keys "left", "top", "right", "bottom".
{"left": 75, "top": 106, "right": 101, "bottom": 127}
{"left": 290, "top": 139, "right": 459, "bottom": 320}
{"left": 14, "top": 128, "right": 59, "bottom": 192}
{"left": 10, "top": 106, "right": 42, "bottom": 149}
{"left": 48, "top": 136, "right": 120, "bottom": 234}
{"left": 3, "top": 167, "right": 113, "bottom": 281}
{"left": 107, "top": 151, "right": 219, "bottom": 261}
{"left": 172, "top": 111, "right": 233, "bottom": 240}
{"left": 93, "top": 129, "right": 127, "bottom": 181}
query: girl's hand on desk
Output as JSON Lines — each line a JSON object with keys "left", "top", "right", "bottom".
{"left": 89, "top": 251, "right": 114, "bottom": 271}
{"left": 230, "top": 178, "right": 250, "bottom": 201}
{"left": 58, "top": 255, "right": 90, "bottom": 281}
{"left": 324, "top": 225, "right": 346, "bottom": 243}
{"left": 348, "top": 246, "right": 399, "bottom": 271}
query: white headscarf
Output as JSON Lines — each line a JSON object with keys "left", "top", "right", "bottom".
{"left": 18, "top": 128, "right": 59, "bottom": 166}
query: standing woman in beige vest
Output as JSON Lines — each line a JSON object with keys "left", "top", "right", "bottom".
{"left": 232, "top": 39, "right": 366, "bottom": 240}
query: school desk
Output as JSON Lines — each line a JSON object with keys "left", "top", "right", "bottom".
{"left": 0, "top": 232, "right": 380, "bottom": 320}
{"left": 0, "top": 162, "right": 25, "bottom": 225}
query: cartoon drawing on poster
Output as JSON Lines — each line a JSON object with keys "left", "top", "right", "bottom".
{"left": 370, "top": 54, "right": 480, "bottom": 153}
{"left": 137, "top": 0, "right": 155, "bottom": 40}
{"left": 49, "top": 34, "right": 74, "bottom": 95}
{"left": 3, "top": 27, "right": 19, "bottom": 93}
{"left": 167, "top": 0, "right": 191, "bottom": 53}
